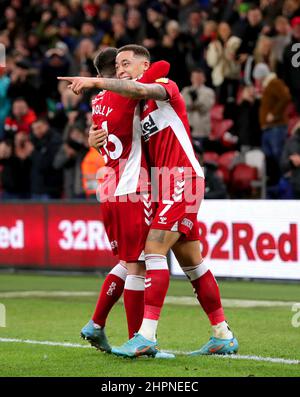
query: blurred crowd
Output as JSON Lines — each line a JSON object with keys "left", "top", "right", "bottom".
{"left": 0, "top": 0, "right": 300, "bottom": 200}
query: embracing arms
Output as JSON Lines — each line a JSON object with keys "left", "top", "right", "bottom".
{"left": 57, "top": 76, "right": 167, "bottom": 101}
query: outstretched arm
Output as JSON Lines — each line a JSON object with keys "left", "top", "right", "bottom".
{"left": 57, "top": 76, "right": 167, "bottom": 100}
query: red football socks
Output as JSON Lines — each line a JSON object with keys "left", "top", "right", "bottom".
{"left": 143, "top": 254, "right": 170, "bottom": 321}
{"left": 123, "top": 275, "right": 145, "bottom": 338}
{"left": 184, "top": 263, "right": 225, "bottom": 326}
{"left": 92, "top": 263, "right": 127, "bottom": 327}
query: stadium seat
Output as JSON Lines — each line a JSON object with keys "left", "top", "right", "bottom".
{"left": 244, "top": 149, "right": 267, "bottom": 199}
{"left": 217, "top": 150, "right": 240, "bottom": 184}
{"left": 288, "top": 117, "right": 300, "bottom": 136}
{"left": 210, "top": 104, "right": 224, "bottom": 121}
{"left": 230, "top": 163, "right": 259, "bottom": 198}
{"left": 203, "top": 151, "right": 219, "bottom": 165}
{"left": 285, "top": 102, "right": 299, "bottom": 119}
{"left": 218, "top": 150, "right": 239, "bottom": 170}
{"left": 210, "top": 119, "right": 234, "bottom": 141}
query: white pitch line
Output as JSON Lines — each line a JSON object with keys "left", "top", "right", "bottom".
{"left": 0, "top": 291, "right": 299, "bottom": 308}
{"left": 165, "top": 349, "right": 300, "bottom": 365}
{"left": 0, "top": 338, "right": 299, "bottom": 365}
{"left": 0, "top": 337, "right": 91, "bottom": 348}
{"left": 0, "top": 291, "right": 96, "bottom": 298}
{"left": 165, "top": 297, "right": 300, "bottom": 308}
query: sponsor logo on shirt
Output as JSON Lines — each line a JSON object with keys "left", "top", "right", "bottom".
{"left": 141, "top": 114, "right": 159, "bottom": 142}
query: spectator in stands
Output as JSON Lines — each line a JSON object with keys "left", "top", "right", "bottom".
{"left": 260, "top": 0, "right": 285, "bottom": 28}
{"left": 236, "top": 85, "right": 262, "bottom": 151}
{"left": 4, "top": 98, "right": 37, "bottom": 139}
{"left": 282, "top": 16, "right": 300, "bottom": 114}
{"left": 29, "top": 118, "right": 63, "bottom": 199}
{"left": 243, "top": 34, "right": 276, "bottom": 86}
{"left": 111, "top": 13, "right": 132, "bottom": 47}
{"left": 125, "top": 8, "right": 146, "bottom": 45}
{"left": 56, "top": 20, "right": 78, "bottom": 52}
{"left": 281, "top": 121, "right": 300, "bottom": 198}
{"left": 0, "top": 67, "right": 11, "bottom": 139}
{"left": 53, "top": 125, "right": 89, "bottom": 199}
{"left": 272, "top": 16, "right": 292, "bottom": 77}
{"left": 177, "top": 0, "right": 199, "bottom": 31}
{"left": 253, "top": 62, "right": 291, "bottom": 187}
{"left": 181, "top": 68, "right": 215, "bottom": 145}
{"left": 206, "top": 22, "right": 241, "bottom": 120}
{"left": 254, "top": 35, "right": 276, "bottom": 70}
{"left": 143, "top": 2, "right": 166, "bottom": 50}
{"left": 154, "top": 20, "right": 189, "bottom": 88}
{"left": 235, "top": 5, "right": 264, "bottom": 55}
{"left": 7, "top": 59, "right": 46, "bottom": 115}
{"left": 40, "top": 47, "right": 71, "bottom": 102}
{"left": 0, "top": 132, "right": 32, "bottom": 199}
{"left": 282, "top": 0, "right": 300, "bottom": 19}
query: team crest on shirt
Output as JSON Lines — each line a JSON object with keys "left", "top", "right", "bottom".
{"left": 110, "top": 240, "right": 118, "bottom": 250}
{"left": 141, "top": 114, "right": 159, "bottom": 141}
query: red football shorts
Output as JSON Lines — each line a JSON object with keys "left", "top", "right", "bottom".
{"left": 151, "top": 177, "right": 205, "bottom": 241}
{"left": 101, "top": 192, "right": 155, "bottom": 262}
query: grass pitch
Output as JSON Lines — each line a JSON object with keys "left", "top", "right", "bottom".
{"left": 0, "top": 273, "right": 300, "bottom": 377}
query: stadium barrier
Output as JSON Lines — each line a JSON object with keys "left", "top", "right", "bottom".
{"left": 0, "top": 200, "right": 299, "bottom": 280}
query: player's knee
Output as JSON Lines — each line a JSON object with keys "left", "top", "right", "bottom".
{"left": 144, "top": 241, "right": 167, "bottom": 256}
{"left": 126, "top": 261, "right": 145, "bottom": 276}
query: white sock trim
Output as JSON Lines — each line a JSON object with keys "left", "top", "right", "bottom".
{"left": 182, "top": 261, "right": 208, "bottom": 281}
{"left": 139, "top": 318, "right": 158, "bottom": 342}
{"left": 124, "top": 275, "right": 145, "bottom": 291}
{"left": 109, "top": 263, "right": 128, "bottom": 281}
{"left": 145, "top": 254, "right": 168, "bottom": 271}
{"left": 212, "top": 321, "right": 234, "bottom": 339}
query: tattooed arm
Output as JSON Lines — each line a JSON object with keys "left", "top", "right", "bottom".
{"left": 57, "top": 76, "right": 167, "bottom": 100}
{"left": 96, "top": 78, "right": 167, "bottom": 100}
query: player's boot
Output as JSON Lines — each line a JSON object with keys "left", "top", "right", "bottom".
{"left": 189, "top": 336, "right": 238, "bottom": 355}
{"left": 80, "top": 320, "right": 111, "bottom": 353}
{"left": 111, "top": 333, "right": 175, "bottom": 359}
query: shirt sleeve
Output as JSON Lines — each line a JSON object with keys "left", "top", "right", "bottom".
{"left": 154, "top": 79, "right": 180, "bottom": 101}
{"left": 139, "top": 61, "right": 170, "bottom": 84}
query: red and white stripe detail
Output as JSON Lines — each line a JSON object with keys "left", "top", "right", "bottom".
{"left": 172, "top": 179, "right": 185, "bottom": 202}
{"left": 124, "top": 275, "right": 145, "bottom": 291}
{"left": 109, "top": 262, "right": 128, "bottom": 281}
{"left": 145, "top": 254, "right": 168, "bottom": 270}
{"left": 144, "top": 277, "right": 152, "bottom": 289}
{"left": 143, "top": 193, "right": 153, "bottom": 226}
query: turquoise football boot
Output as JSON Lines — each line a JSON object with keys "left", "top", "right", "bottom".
{"left": 189, "top": 336, "right": 239, "bottom": 356}
{"left": 80, "top": 320, "right": 111, "bottom": 353}
{"left": 111, "top": 333, "right": 175, "bottom": 359}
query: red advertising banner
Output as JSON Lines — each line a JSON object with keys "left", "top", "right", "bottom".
{"left": 0, "top": 204, "right": 45, "bottom": 266}
{"left": 47, "top": 203, "right": 117, "bottom": 268}
{"left": 0, "top": 202, "right": 118, "bottom": 269}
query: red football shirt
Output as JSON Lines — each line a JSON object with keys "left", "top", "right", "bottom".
{"left": 141, "top": 78, "right": 204, "bottom": 183}
{"left": 91, "top": 61, "right": 170, "bottom": 198}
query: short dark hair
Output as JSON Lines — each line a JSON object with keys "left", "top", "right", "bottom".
{"left": 117, "top": 44, "right": 150, "bottom": 61}
{"left": 191, "top": 67, "right": 205, "bottom": 74}
{"left": 93, "top": 47, "right": 117, "bottom": 77}
{"left": 32, "top": 117, "right": 49, "bottom": 125}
